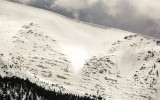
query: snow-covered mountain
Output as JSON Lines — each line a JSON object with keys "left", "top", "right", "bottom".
{"left": 0, "top": 1, "right": 160, "bottom": 100}
{"left": 80, "top": 35, "right": 160, "bottom": 100}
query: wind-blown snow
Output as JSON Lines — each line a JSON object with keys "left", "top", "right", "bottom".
{"left": 60, "top": 44, "right": 89, "bottom": 73}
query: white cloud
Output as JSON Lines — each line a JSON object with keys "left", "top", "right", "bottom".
{"left": 52, "top": 0, "right": 160, "bottom": 20}
{"left": 54, "top": 0, "right": 86, "bottom": 10}
{"left": 11, "top": 0, "right": 160, "bottom": 20}
{"left": 52, "top": 0, "right": 120, "bottom": 16}
{"left": 132, "top": 0, "right": 160, "bottom": 20}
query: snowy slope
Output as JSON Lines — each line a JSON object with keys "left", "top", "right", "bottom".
{"left": 0, "top": 0, "right": 133, "bottom": 72}
{"left": 80, "top": 35, "right": 160, "bottom": 100}
{"left": 0, "top": 1, "right": 160, "bottom": 100}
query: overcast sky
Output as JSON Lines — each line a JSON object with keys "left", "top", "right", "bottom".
{"left": 8, "top": 0, "right": 160, "bottom": 39}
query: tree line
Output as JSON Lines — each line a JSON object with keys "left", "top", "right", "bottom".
{"left": 0, "top": 75, "right": 102, "bottom": 100}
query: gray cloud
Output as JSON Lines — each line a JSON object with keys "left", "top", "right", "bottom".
{"left": 7, "top": 0, "right": 160, "bottom": 39}
{"left": 8, "top": 0, "right": 33, "bottom": 4}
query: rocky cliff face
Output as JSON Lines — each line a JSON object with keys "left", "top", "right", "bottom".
{"left": 79, "top": 35, "right": 160, "bottom": 100}
{"left": 0, "top": 23, "right": 75, "bottom": 93}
